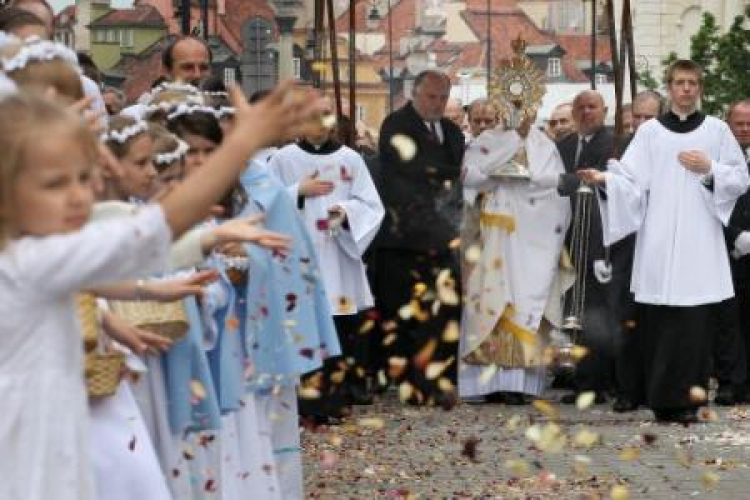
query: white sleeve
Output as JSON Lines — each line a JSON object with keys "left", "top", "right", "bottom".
{"left": 12, "top": 204, "right": 172, "bottom": 298}
{"left": 709, "top": 123, "right": 750, "bottom": 224}
{"left": 463, "top": 129, "right": 523, "bottom": 192}
{"left": 266, "top": 151, "right": 301, "bottom": 202}
{"left": 334, "top": 155, "right": 385, "bottom": 258}
{"left": 598, "top": 127, "right": 652, "bottom": 245}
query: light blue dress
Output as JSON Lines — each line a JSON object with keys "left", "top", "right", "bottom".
{"left": 239, "top": 161, "right": 340, "bottom": 391}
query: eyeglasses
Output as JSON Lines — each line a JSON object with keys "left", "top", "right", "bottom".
{"left": 548, "top": 119, "right": 570, "bottom": 127}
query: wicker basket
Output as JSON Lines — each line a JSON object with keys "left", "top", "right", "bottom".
{"left": 85, "top": 352, "right": 125, "bottom": 398}
{"left": 75, "top": 293, "right": 100, "bottom": 352}
{"left": 110, "top": 300, "right": 189, "bottom": 341}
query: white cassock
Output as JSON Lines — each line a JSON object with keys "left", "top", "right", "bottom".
{"left": 459, "top": 127, "right": 572, "bottom": 398}
{"left": 600, "top": 116, "right": 748, "bottom": 305}
{"left": 268, "top": 143, "right": 384, "bottom": 315}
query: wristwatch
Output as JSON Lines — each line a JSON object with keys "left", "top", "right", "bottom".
{"left": 700, "top": 173, "right": 714, "bottom": 188}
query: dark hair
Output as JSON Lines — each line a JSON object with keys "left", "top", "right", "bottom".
{"left": 665, "top": 59, "right": 703, "bottom": 85}
{"left": 0, "top": 6, "right": 45, "bottom": 32}
{"left": 199, "top": 74, "right": 226, "bottom": 93}
{"left": 167, "top": 109, "right": 223, "bottom": 145}
{"left": 76, "top": 51, "right": 101, "bottom": 85}
{"left": 161, "top": 35, "right": 212, "bottom": 71}
{"left": 167, "top": 110, "right": 246, "bottom": 215}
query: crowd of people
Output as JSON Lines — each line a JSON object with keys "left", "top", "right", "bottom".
{"left": 1, "top": 0, "right": 750, "bottom": 498}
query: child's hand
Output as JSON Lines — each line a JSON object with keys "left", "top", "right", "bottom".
{"left": 226, "top": 81, "right": 326, "bottom": 151}
{"left": 299, "top": 171, "right": 335, "bottom": 197}
{"left": 101, "top": 311, "right": 173, "bottom": 355}
{"left": 213, "top": 215, "right": 291, "bottom": 252}
{"left": 142, "top": 270, "right": 219, "bottom": 301}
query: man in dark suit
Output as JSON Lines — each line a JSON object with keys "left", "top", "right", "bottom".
{"left": 714, "top": 99, "right": 750, "bottom": 405}
{"left": 556, "top": 90, "right": 625, "bottom": 405}
{"left": 373, "top": 70, "right": 465, "bottom": 405}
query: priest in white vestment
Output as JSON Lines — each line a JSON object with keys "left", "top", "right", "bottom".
{"left": 579, "top": 60, "right": 749, "bottom": 423}
{"left": 459, "top": 118, "right": 572, "bottom": 403}
{"left": 268, "top": 101, "right": 384, "bottom": 420}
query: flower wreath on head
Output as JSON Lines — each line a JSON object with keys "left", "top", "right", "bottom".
{"left": 0, "top": 37, "right": 80, "bottom": 73}
{"left": 101, "top": 120, "right": 149, "bottom": 144}
{"left": 215, "top": 106, "right": 235, "bottom": 118}
{"left": 137, "top": 81, "right": 202, "bottom": 105}
{"left": 143, "top": 93, "right": 204, "bottom": 117}
{"left": 166, "top": 102, "right": 221, "bottom": 121}
{"left": 154, "top": 137, "right": 189, "bottom": 166}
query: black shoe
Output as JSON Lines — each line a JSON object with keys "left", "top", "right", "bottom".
{"left": 654, "top": 408, "right": 698, "bottom": 425}
{"left": 502, "top": 392, "right": 528, "bottom": 405}
{"left": 485, "top": 392, "right": 505, "bottom": 404}
{"left": 714, "top": 385, "right": 736, "bottom": 406}
{"left": 612, "top": 397, "right": 638, "bottom": 413}
{"left": 347, "top": 384, "right": 374, "bottom": 405}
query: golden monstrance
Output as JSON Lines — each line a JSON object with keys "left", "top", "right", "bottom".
{"left": 487, "top": 36, "right": 546, "bottom": 179}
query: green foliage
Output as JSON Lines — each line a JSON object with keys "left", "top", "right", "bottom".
{"left": 637, "top": 67, "right": 659, "bottom": 91}
{"left": 662, "top": 7, "right": 750, "bottom": 115}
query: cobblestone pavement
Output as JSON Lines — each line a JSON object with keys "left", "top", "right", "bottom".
{"left": 302, "top": 390, "right": 750, "bottom": 499}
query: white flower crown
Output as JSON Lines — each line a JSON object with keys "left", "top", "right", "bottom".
{"left": 0, "top": 38, "right": 79, "bottom": 73}
{"left": 137, "top": 82, "right": 202, "bottom": 105}
{"left": 101, "top": 120, "right": 149, "bottom": 144}
{"left": 166, "top": 102, "right": 221, "bottom": 121}
{"left": 154, "top": 138, "right": 189, "bottom": 165}
{"left": 215, "top": 106, "right": 235, "bottom": 118}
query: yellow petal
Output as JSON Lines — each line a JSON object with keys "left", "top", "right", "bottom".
{"left": 575, "top": 391, "right": 596, "bottom": 410}
{"left": 532, "top": 399, "right": 560, "bottom": 420}
{"left": 391, "top": 134, "right": 417, "bottom": 161}
{"left": 442, "top": 320, "right": 460, "bottom": 342}
{"left": 357, "top": 417, "right": 385, "bottom": 429}
{"left": 572, "top": 429, "right": 600, "bottom": 448}
{"left": 610, "top": 485, "right": 630, "bottom": 500}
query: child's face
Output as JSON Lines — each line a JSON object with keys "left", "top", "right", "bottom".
{"left": 183, "top": 133, "right": 217, "bottom": 176}
{"left": 12, "top": 128, "right": 94, "bottom": 237}
{"left": 118, "top": 134, "right": 157, "bottom": 200}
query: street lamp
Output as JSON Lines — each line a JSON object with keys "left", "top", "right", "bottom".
{"left": 367, "top": 0, "right": 394, "bottom": 113}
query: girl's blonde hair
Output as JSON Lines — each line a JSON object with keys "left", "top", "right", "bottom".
{"left": 0, "top": 93, "right": 97, "bottom": 248}
{"left": 103, "top": 114, "right": 150, "bottom": 159}
{"left": 149, "top": 123, "right": 185, "bottom": 173}
{"left": 0, "top": 40, "right": 84, "bottom": 102}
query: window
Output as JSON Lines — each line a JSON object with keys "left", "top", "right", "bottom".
{"left": 224, "top": 67, "right": 236, "bottom": 85}
{"left": 106, "top": 29, "right": 116, "bottom": 43}
{"left": 120, "top": 29, "right": 133, "bottom": 48}
{"left": 93, "top": 29, "right": 104, "bottom": 43}
{"left": 595, "top": 73, "right": 608, "bottom": 85}
{"left": 292, "top": 57, "right": 301, "bottom": 79}
{"left": 241, "top": 17, "right": 278, "bottom": 95}
{"left": 547, "top": 57, "right": 562, "bottom": 78}
{"left": 356, "top": 104, "right": 366, "bottom": 122}
{"left": 548, "top": 0, "right": 586, "bottom": 34}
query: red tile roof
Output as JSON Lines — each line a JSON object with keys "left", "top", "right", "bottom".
{"left": 90, "top": 4, "right": 166, "bottom": 28}
{"left": 54, "top": 5, "right": 76, "bottom": 28}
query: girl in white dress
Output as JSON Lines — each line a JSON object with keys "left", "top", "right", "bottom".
{"left": 0, "top": 82, "right": 323, "bottom": 500}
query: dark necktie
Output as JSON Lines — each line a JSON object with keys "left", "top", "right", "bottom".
{"left": 574, "top": 135, "right": 586, "bottom": 167}
{"left": 429, "top": 121, "right": 441, "bottom": 144}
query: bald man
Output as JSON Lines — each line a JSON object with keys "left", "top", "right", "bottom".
{"left": 161, "top": 36, "right": 212, "bottom": 84}
{"left": 556, "top": 90, "right": 623, "bottom": 406}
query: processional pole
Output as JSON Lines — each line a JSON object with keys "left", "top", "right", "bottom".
{"left": 324, "top": 0, "right": 344, "bottom": 119}
{"left": 555, "top": 0, "right": 638, "bottom": 371}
